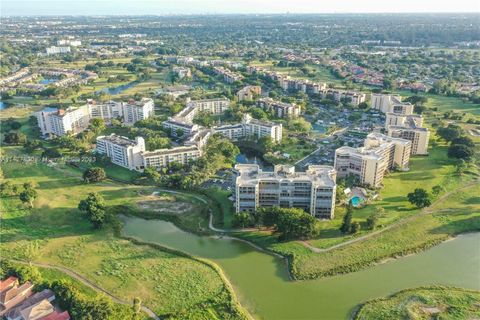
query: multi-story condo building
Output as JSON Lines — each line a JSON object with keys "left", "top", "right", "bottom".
{"left": 45, "top": 46, "right": 71, "bottom": 55}
{"left": 186, "top": 98, "right": 230, "bottom": 115}
{"left": 95, "top": 134, "right": 146, "bottom": 170}
{"left": 243, "top": 115, "right": 283, "bottom": 143}
{"left": 86, "top": 100, "right": 123, "bottom": 122}
{"left": 36, "top": 105, "right": 91, "bottom": 137}
{"left": 236, "top": 85, "right": 262, "bottom": 101}
{"left": 172, "top": 66, "right": 191, "bottom": 79}
{"left": 36, "top": 98, "right": 154, "bottom": 137}
{"left": 320, "top": 89, "right": 367, "bottom": 106}
{"left": 387, "top": 115, "right": 430, "bottom": 155}
{"left": 122, "top": 98, "right": 155, "bottom": 125}
{"left": 383, "top": 101, "right": 430, "bottom": 155}
{"left": 334, "top": 133, "right": 411, "bottom": 187}
{"left": 257, "top": 98, "right": 301, "bottom": 118}
{"left": 214, "top": 115, "right": 283, "bottom": 143}
{"left": 235, "top": 164, "right": 337, "bottom": 219}
{"left": 213, "top": 66, "right": 244, "bottom": 83}
{"left": 371, "top": 94, "right": 414, "bottom": 114}
{"left": 142, "top": 145, "right": 201, "bottom": 169}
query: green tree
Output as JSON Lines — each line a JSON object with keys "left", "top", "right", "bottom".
{"left": 19, "top": 185, "right": 38, "bottom": 208}
{"left": 350, "top": 221, "right": 361, "bottom": 234}
{"left": 276, "top": 208, "right": 318, "bottom": 240}
{"left": 365, "top": 212, "right": 380, "bottom": 230}
{"left": 431, "top": 185, "right": 444, "bottom": 197}
{"left": 4, "top": 132, "right": 27, "bottom": 145}
{"left": 78, "top": 192, "right": 107, "bottom": 228}
{"left": 233, "top": 212, "right": 253, "bottom": 228}
{"left": 407, "top": 188, "right": 432, "bottom": 208}
{"left": 340, "top": 202, "right": 353, "bottom": 234}
{"left": 83, "top": 167, "right": 107, "bottom": 183}
{"left": 448, "top": 144, "right": 474, "bottom": 161}
{"left": 89, "top": 118, "right": 106, "bottom": 134}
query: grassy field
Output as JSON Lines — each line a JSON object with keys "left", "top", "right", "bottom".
{"left": 354, "top": 286, "right": 480, "bottom": 320}
{"left": 250, "top": 60, "right": 344, "bottom": 85}
{"left": 0, "top": 146, "right": 246, "bottom": 319}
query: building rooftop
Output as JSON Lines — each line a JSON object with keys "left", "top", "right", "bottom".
{"left": 97, "top": 134, "right": 139, "bottom": 147}
{"left": 235, "top": 164, "right": 336, "bottom": 187}
{"left": 142, "top": 145, "right": 199, "bottom": 157}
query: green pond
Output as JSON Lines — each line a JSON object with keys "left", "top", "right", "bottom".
{"left": 122, "top": 216, "right": 480, "bottom": 320}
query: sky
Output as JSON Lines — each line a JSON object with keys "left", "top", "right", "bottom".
{"left": 2, "top": 0, "right": 480, "bottom": 16}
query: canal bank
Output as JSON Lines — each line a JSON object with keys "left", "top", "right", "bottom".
{"left": 121, "top": 216, "right": 480, "bottom": 320}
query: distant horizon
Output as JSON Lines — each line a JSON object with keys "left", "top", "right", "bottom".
{"left": 4, "top": 12, "right": 480, "bottom": 17}
{"left": 3, "top": 0, "right": 480, "bottom": 16}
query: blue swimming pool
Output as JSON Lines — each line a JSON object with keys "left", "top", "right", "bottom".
{"left": 351, "top": 196, "right": 362, "bottom": 206}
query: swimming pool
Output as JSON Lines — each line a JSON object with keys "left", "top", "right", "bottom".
{"left": 351, "top": 196, "right": 363, "bottom": 206}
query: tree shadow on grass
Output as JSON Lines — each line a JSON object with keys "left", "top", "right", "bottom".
{"left": 428, "top": 216, "right": 480, "bottom": 235}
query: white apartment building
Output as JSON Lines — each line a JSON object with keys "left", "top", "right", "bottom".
{"left": 172, "top": 66, "right": 191, "bottom": 79}
{"left": 235, "top": 164, "right": 337, "bottom": 219}
{"left": 45, "top": 46, "right": 71, "bottom": 55}
{"left": 122, "top": 98, "right": 155, "bottom": 125}
{"left": 334, "top": 133, "right": 411, "bottom": 187}
{"left": 142, "top": 145, "right": 201, "bottom": 169}
{"left": 236, "top": 85, "right": 262, "bottom": 101}
{"left": 371, "top": 94, "right": 414, "bottom": 114}
{"left": 257, "top": 98, "right": 301, "bottom": 118}
{"left": 186, "top": 98, "right": 230, "bottom": 114}
{"left": 57, "top": 39, "right": 82, "bottom": 46}
{"left": 36, "top": 98, "right": 154, "bottom": 137}
{"left": 96, "top": 134, "right": 146, "bottom": 170}
{"left": 36, "top": 105, "right": 91, "bottom": 137}
{"left": 87, "top": 100, "right": 123, "bottom": 122}
{"left": 243, "top": 115, "right": 283, "bottom": 143}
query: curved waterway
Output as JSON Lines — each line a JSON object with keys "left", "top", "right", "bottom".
{"left": 122, "top": 216, "right": 480, "bottom": 320}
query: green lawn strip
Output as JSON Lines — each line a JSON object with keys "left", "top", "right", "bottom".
{"left": 353, "top": 286, "right": 480, "bottom": 320}
{"left": 0, "top": 159, "right": 246, "bottom": 319}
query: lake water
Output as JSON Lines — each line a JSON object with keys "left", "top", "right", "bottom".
{"left": 38, "top": 78, "right": 57, "bottom": 85}
{"left": 0, "top": 101, "right": 6, "bottom": 110}
{"left": 122, "top": 216, "right": 480, "bottom": 320}
{"left": 98, "top": 81, "right": 139, "bottom": 95}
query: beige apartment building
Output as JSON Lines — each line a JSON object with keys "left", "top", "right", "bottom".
{"left": 257, "top": 98, "right": 301, "bottom": 118}
{"left": 384, "top": 101, "right": 430, "bottom": 155}
{"left": 236, "top": 85, "right": 262, "bottom": 101}
{"left": 371, "top": 94, "right": 414, "bottom": 114}
{"left": 235, "top": 164, "right": 337, "bottom": 219}
{"left": 334, "top": 133, "right": 411, "bottom": 187}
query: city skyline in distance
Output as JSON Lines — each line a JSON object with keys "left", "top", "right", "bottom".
{"left": 3, "top": 0, "right": 480, "bottom": 16}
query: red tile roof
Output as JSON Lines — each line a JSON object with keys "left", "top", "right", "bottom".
{"left": 0, "top": 277, "right": 18, "bottom": 292}
{"left": 39, "top": 311, "right": 70, "bottom": 320}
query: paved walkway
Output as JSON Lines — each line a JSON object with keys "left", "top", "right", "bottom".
{"left": 10, "top": 260, "right": 160, "bottom": 320}
{"left": 300, "top": 179, "right": 479, "bottom": 253}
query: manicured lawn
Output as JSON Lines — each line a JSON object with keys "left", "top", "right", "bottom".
{"left": 0, "top": 149, "right": 245, "bottom": 319}
{"left": 354, "top": 286, "right": 480, "bottom": 320}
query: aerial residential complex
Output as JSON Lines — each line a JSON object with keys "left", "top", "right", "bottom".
{"left": 257, "top": 98, "right": 301, "bottom": 118}
{"left": 234, "top": 164, "right": 337, "bottom": 219}
{"left": 334, "top": 132, "right": 411, "bottom": 187}
{"left": 36, "top": 98, "right": 154, "bottom": 137}
{"left": 96, "top": 97, "right": 282, "bottom": 171}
